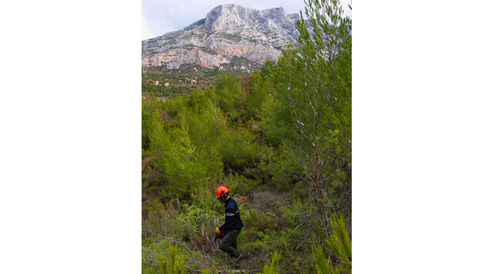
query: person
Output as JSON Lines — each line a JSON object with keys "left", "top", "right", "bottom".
{"left": 215, "top": 185, "right": 243, "bottom": 261}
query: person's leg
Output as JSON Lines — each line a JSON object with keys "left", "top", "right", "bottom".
{"left": 219, "top": 230, "right": 240, "bottom": 258}
{"left": 232, "top": 230, "right": 241, "bottom": 258}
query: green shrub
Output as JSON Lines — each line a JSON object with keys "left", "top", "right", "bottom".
{"left": 143, "top": 244, "right": 186, "bottom": 274}
{"left": 142, "top": 199, "right": 180, "bottom": 239}
{"left": 176, "top": 203, "right": 221, "bottom": 249}
{"left": 218, "top": 128, "right": 262, "bottom": 171}
{"left": 257, "top": 150, "right": 305, "bottom": 190}
{"left": 149, "top": 119, "right": 212, "bottom": 200}
{"left": 240, "top": 71, "right": 270, "bottom": 121}
{"left": 260, "top": 251, "right": 281, "bottom": 274}
{"left": 312, "top": 245, "right": 336, "bottom": 274}
{"left": 213, "top": 72, "right": 241, "bottom": 116}
{"left": 311, "top": 214, "right": 352, "bottom": 274}
{"left": 217, "top": 172, "right": 260, "bottom": 197}
{"left": 162, "top": 245, "right": 186, "bottom": 274}
{"left": 201, "top": 266, "right": 218, "bottom": 274}
{"left": 325, "top": 214, "right": 351, "bottom": 272}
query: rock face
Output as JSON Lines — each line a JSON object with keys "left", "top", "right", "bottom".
{"left": 142, "top": 4, "right": 301, "bottom": 71}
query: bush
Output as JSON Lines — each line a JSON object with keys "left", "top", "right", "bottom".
{"left": 257, "top": 150, "right": 305, "bottom": 190}
{"left": 149, "top": 120, "right": 212, "bottom": 200}
{"left": 260, "top": 251, "right": 282, "bottom": 274}
{"left": 213, "top": 72, "right": 241, "bottom": 116}
{"left": 312, "top": 245, "right": 336, "bottom": 274}
{"left": 142, "top": 199, "right": 180, "bottom": 239}
{"left": 325, "top": 214, "right": 351, "bottom": 273}
{"left": 311, "top": 214, "right": 352, "bottom": 274}
{"left": 176, "top": 203, "right": 221, "bottom": 250}
{"left": 218, "top": 128, "right": 262, "bottom": 171}
{"left": 143, "top": 244, "right": 186, "bottom": 274}
{"left": 218, "top": 172, "right": 260, "bottom": 197}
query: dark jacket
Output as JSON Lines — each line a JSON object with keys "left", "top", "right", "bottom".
{"left": 219, "top": 197, "right": 243, "bottom": 232}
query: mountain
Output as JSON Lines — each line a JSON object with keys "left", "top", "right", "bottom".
{"left": 142, "top": 4, "right": 301, "bottom": 72}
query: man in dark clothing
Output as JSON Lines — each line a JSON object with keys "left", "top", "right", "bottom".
{"left": 215, "top": 185, "right": 243, "bottom": 260}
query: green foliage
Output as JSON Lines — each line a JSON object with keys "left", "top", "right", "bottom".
{"left": 142, "top": 98, "right": 154, "bottom": 150}
{"left": 143, "top": 90, "right": 227, "bottom": 200}
{"left": 311, "top": 214, "right": 352, "bottom": 274}
{"left": 241, "top": 71, "right": 272, "bottom": 121}
{"left": 185, "top": 92, "right": 225, "bottom": 180}
{"left": 261, "top": 0, "right": 352, "bottom": 216}
{"left": 149, "top": 118, "right": 209, "bottom": 199}
{"left": 245, "top": 208, "right": 278, "bottom": 233}
{"left": 258, "top": 150, "right": 305, "bottom": 190}
{"left": 176, "top": 203, "right": 221, "bottom": 249}
{"left": 313, "top": 245, "right": 336, "bottom": 274}
{"left": 260, "top": 252, "right": 282, "bottom": 274}
{"left": 218, "top": 172, "right": 260, "bottom": 196}
{"left": 143, "top": 244, "right": 186, "bottom": 274}
{"left": 218, "top": 127, "right": 263, "bottom": 171}
{"left": 201, "top": 267, "right": 218, "bottom": 274}
{"left": 261, "top": 97, "right": 293, "bottom": 147}
{"left": 325, "top": 214, "right": 352, "bottom": 272}
{"left": 165, "top": 245, "right": 186, "bottom": 274}
{"left": 142, "top": 199, "right": 180, "bottom": 239}
{"left": 213, "top": 72, "right": 241, "bottom": 116}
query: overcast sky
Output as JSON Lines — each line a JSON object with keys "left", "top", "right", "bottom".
{"left": 143, "top": 0, "right": 351, "bottom": 40}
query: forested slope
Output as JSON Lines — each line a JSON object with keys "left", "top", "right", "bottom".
{"left": 142, "top": 0, "right": 351, "bottom": 272}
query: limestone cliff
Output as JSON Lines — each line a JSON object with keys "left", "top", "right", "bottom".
{"left": 142, "top": 4, "right": 301, "bottom": 72}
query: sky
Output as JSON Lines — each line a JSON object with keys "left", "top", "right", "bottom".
{"left": 142, "top": 0, "right": 351, "bottom": 40}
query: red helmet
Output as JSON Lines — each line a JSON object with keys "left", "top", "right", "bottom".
{"left": 216, "top": 186, "right": 229, "bottom": 199}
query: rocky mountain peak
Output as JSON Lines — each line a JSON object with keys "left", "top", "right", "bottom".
{"left": 142, "top": 4, "right": 303, "bottom": 72}
{"left": 204, "top": 4, "right": 290, "bottom": 33}
{"left": 204, "top": 4, "right": 252, "bottom": 32}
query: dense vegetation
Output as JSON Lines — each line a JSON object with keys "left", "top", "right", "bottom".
{"left": 142, "top": 0, "right": 351, "bottom": 272}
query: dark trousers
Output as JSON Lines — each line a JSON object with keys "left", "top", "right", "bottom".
{"left": 219, "top": 229, "right": 241, "bottom": 258}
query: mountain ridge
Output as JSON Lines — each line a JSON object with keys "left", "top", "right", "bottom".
{"left": 142, "top": 4, "right": 302, "bottom": 72}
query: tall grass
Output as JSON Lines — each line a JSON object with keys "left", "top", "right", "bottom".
{"left": 260, "top": 251, "right": 282, "bottom": 274}
{"left": 326, "top": 214, "right": 351, "bottom": 270}
{"left": 313, "top": 214, "right": 352, "bottom": 273}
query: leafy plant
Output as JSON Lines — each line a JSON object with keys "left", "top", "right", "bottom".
{"left": 325, "top": 214, "right": 351, "bottom": 271}
{"left": 158, "top": 245, "right": 186, "bottom": 274}
{"left": 261, "top": 251, "right": 282, "bottom": 274}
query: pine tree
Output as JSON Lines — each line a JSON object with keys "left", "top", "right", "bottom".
{"left": 271, "top": 0, "right": 351, "bottom": 211}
